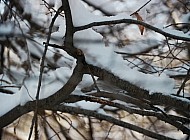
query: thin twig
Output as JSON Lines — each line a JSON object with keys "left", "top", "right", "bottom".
{"left": 63, "top": 94, "right": 190, "bottom": 134}
{"left": 50, "top": 105, "right": 176, "bottom": 140}
{"left": 28, "top": 6, "right": 64, "bottom": 140}
{"left": 177, "top": 0, "right": 190, "bottom": 11}
{"left": 130, "top": 0, "right": 152, "bottom": 16}
{"left": 177, "top": 68, "right": 190, "bottom": 96}
{"left": 87, "top": 66, "right": 100, "bottom": 92}
{"left": 57, "top": 113, "right": 88, "bottom": 140}
{"left": 164, "top": 23, "right": 190, "bottom": 28}
{"left": 40, "top": 115, "right": 62, "bottom": 140}
{"left": 105, "top": 124, "right": 114, "bottom": 140}
{"left": 88, "top": 116, "right": 94, "bottom": 140}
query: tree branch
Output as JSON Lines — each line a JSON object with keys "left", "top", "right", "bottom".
{"left": 0, "top": 0, "right": 84, "bottom": 128}
{"left": 74, "top": 19, "right": 190, "bottom": 41}
{"left": 0, "top": 58, "right": 84, "bottom": 128}
{"left": 49, "top": 105, "right": 176, "bottom": 140}
{"left": 63, "top": 94, "right": 190, "bottom": 135}
{"left": 62, "top": 0, "right": 74, "bottom": 48}
{"left": 0, "top": 102, "right": 34, "bottom": 128}
{"left": 85, "top": 64, "right": 190, "bottom": 115}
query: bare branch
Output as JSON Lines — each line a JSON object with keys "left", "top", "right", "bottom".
{"left": 49, "top": 105, "right": 176, "bottom": 140}
{"left": 130, "top": 0, "right": 152, "bottom": 16}
{"left": 63, "top": 94, "right": 190, "bottom": 135}
{"left": 74, "top": 19, "right": 190, "bottom": 41}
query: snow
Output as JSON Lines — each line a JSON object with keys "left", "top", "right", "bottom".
{"left": 161, "top": 26, "right": 190, "bottom": 39}
{"left": 0, "top": 67, "right": 72, "bottom": 116}
{"left": 0, "top": 0, "right": 188, "bottom": 117}
{"left": 0, "top": 22, "right": 14, "bottom": 36}
{"left": 71, "top": 0, "right": 175, "bottom": 94}
{"left": 69, "top": 0, "right": 132, "bottom": 26}
{"left": 51, "top": 15, "right": 66, "bottom": 44}
{"left": 83, "top": 0, "right": 110, "bottom": 8}
{"left": 77, "top": 74, "right": 95, "bottom": 89}
{"left": 22, "top": 0, "right": 49, "bottom": 27}
{"left": 152, "top": 23, "right": 190, "bottom": 40}
{"left": 0, "top": 93, "right": 20, "bottom": 116}
{"left": 180, "top": 13, "right": 190, "bottom": 23}
{"left": 0, "top": 3, "right": 5, "bottom": 14}
{"left": 66, "top": 100, "right": 101, "bottom": 111}
{"left": 0, "top": 1, "right": 189, "bottom": 139}
{"left": 0, "top": 21, "right": 29, "bottom": 38}
{"left": 0, "top": 74, "right": 20, "bottom": 116}
{"left": 115, "top": 39, "right": 160, "bottom": 54}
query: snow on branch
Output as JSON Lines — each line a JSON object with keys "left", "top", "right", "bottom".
{"left": 74, "top": 19, "right": 190, "bottom": 42}
{"left": 1, "top": 0, "right": 190, "bottom": 139}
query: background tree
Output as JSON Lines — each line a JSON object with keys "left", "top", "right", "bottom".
{"left": 0, "top": 0, "right": 190, "bottom": 139}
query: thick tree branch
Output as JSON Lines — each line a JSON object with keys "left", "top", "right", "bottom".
{"left": 0, "top": 0, "right": 84, "bottom": 128}
{"left": 62, "top": 0, "right": 74, "bottom": 48}
{"left": 0, "top": 58, "right": 84, "bottom": 128}
{"left": 0, "top": 98, "right": 38, "bottom": 128}
{"left": 85, "top": 64, "right": 190, "bottom": 114}
{"left": 1, "top": 1, "right": 190, "bottom": 139}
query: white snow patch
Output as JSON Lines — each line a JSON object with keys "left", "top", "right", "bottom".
{"left": 71, "top": 0, "right": 175, "bottom": 94}
{"left": 69, "top": 0, "right": 132, "bottom": 26}
{"left": 0, "top": 67, "right": 72, "bottom": 116}
{"left": 0, "top": 23, "right": 14, "bottom": 35}
{"left": 66, "top": 100, "right": 101, "bottom": 111}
